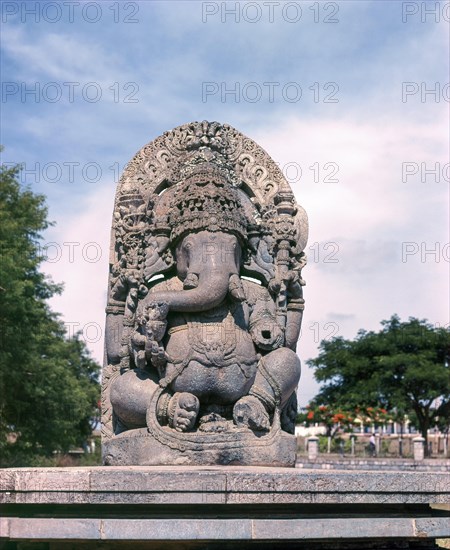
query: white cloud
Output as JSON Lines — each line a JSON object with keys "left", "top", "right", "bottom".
{"left": 254, "top": 112, "right": 448, "bottom": 242}
{"left": 253, "top": 110, "right": 449, "bottom": 404}
{"left": 39, "top": 109, "right": 449, "bottom": 406}
{"left": 43, "top": 182, "right": 114, "bottom": 363}
{"left": 2, "top": 26, "right": 125, "bottom": 84}
{"left": 3, "top": 1, "right": 448, "bottom": 407}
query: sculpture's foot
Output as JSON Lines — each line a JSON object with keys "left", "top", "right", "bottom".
{"left": 169, "top": 392, "right": 200, "bottom": 432}
{"left": 233, "top": 395, "right": 270, "bottom": 432}
{"left": 198, "top": 412, "right": 231, "bottom": 433}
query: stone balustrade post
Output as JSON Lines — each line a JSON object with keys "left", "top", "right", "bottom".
{"left": 413, "top": 436, "right": 425, "bottom": 461}
{"left": 308, "top": 436, "right": 319, "bottom": 461}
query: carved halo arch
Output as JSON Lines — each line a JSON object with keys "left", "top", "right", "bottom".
{"left": 108, "top": 120, "right": 308, "bottom": 292}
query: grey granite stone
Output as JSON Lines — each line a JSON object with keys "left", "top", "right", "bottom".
{"left": 295, "top": 458, "right": 450, "bottom": 472}
{"left": 251, "top": 518, "right": 450, "bottom": 540}
{"left": 102, "top": 519, "right": 253, "bottom": 540}
{"left": 102, "top": 121, "right": 308, "bottom": 466}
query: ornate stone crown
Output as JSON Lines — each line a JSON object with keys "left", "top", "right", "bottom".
{"left": 167, "top": 148, "right": 248, "bottom": 244}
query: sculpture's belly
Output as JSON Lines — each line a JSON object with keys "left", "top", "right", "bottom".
{"left": 165, "top": 323, "right": 258, "bottom": 404}
{"left": 171, "top": 361, "right": 256, "bottom": 404}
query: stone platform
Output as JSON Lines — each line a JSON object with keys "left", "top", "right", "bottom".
{"left": 0, "top": 467, "right": 449, "bottom": 549}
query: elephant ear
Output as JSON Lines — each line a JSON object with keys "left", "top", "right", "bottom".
{"left": 142, "top": 188, "right": 175, "bottom": 284}
{"left": 106, "top": 182, "right": 174, "bottom": 319}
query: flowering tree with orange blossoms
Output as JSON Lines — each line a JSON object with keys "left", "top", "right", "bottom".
{"left": 298, "top": 404, "right": 355, "bottom": 438}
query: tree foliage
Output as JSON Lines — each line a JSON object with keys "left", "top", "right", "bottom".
{"left": 307, "top": 315, "right": 450, "bottom": 447}
{"left": 0, "top": 158, "right": 100, "bottom": 465}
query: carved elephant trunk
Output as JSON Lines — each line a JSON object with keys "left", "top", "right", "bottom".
{"left": 149, "top": 269, "right": 234, "bottom": 312}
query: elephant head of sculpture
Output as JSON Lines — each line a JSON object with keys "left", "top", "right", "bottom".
{"left": 144, "top": 151, "right": 250, "bottom": 313}
{"left": 144, "top": 229, "right": 246, "bottom": 313}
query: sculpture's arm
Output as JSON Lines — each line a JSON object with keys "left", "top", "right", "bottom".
{"left": 133, "top": 283, "right": 171, "bottom": 371}
{"left": 110, "top": 274, "right": 127, "bottom": 301}
{"left": 267, "top": 270, "right": 305, "bottom": 352}
{"left": 285, "top": 292, "right": 305, "bottom": 352}
{"left": 284, "top": 270, "right": 305, "bottom": 351}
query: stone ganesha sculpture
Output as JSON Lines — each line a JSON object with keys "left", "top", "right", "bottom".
{"left": 102, "top": 121, "right": 308, "bottom": 466}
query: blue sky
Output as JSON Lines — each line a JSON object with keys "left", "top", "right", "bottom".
{"left": 1, "top": 0, "right": 449, "bottom": 404}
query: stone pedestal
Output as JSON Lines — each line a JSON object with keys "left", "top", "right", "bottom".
{"left": 1, "top": 467, "right": 449, "bottom": 549}
{"left": 103, "top": 426, "right": 296, "bottom": 467}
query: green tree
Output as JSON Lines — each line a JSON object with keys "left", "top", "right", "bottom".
{"left": 0, "top": 158, "right": 100, "bottom": 465}
{"left": 308, "top": 315, "right": 450, "bottom": 452}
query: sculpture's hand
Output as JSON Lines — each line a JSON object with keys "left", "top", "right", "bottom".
{"left": 110, "top": 273, "right": 128, "bottom": 300}
{"left": 145, "top": 338, "right": 167, "bottom": 367}
{"left": 284, "top": 270, "right": 303, "bottom": 299}
{"left": 268, "top": 277, "right": 282, "bottom": 296}
{"left": 150, "top": 345, "right": 167, "bottom": 370}
{"left": 135, "top": 301, "right": 168, "bottom": 345}
{"left": 131, "top": 331, "right": 146, "bottom": 348}
{"left": 145, "top": 301, "right": 169, "bottom": 322}
{"left": 228, "top": 274, "right": 245, "bottom": 302}
{"left": 250, "top": 317, "right": 284, "bottom": 351}
{"left": 269, "top": 271, "right": 302, "bottom": 299}
{"left": 123, "top": 268, "right": 140, "bottom": 287}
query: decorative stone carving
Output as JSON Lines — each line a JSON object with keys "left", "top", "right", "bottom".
{"left": 102, "top": 121, "right": 308, "bottom": 466}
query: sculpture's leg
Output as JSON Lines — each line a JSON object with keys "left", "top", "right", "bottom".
{"left": 233, "top": 348, "right": 301, "bottom": 431}
{"left": 253, "top": 347, "right": 301, "bottom": 409}
{"left": 110, "top": 368, "right": 159, "bottom": 431}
